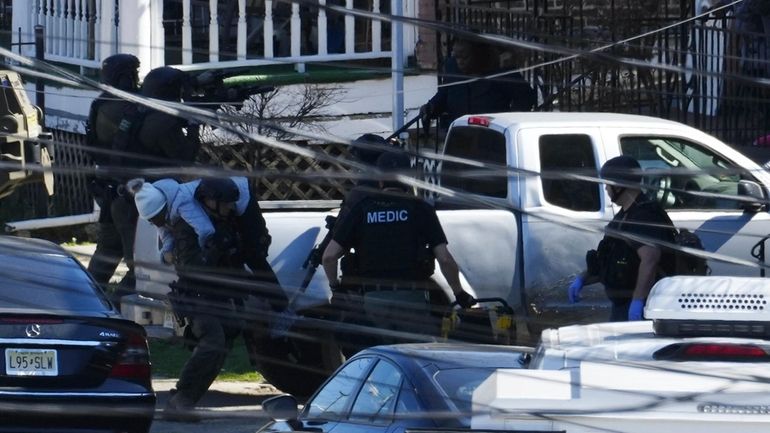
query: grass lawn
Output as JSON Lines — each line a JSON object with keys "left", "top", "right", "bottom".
{"left": 149, "top": 337, "right": 263, "bottom": 382}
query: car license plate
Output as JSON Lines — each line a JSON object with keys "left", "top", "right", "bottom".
{"left": 5, "top": 349, "right": 58, "bottom": 376}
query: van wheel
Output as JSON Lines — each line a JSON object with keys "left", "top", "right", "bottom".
{"left": 244, "top": 322, "right": 344, "bottom": 399}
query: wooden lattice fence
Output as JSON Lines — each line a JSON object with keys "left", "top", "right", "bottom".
{"left": 34, "top": 133, "right": 356, "bottom": 220}
{"left": 197, "top": 139, "right": 355, "bottom": 201}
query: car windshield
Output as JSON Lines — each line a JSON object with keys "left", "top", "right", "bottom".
{"left": 433, "top": 367, "right": 500, "bottom": 416}
{"left": 0, "top": 253, "right": 109, "bottom": 311}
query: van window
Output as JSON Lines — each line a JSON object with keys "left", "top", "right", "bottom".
{"left": 441, "top": 126, "right": 508, "bottom": 198}
{"left": 620, "top": 136, "right": 760, "bottom": 210}
{"left": 539, "top": 134, "right": 601, "bottom": 211}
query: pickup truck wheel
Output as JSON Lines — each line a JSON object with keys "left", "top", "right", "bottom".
{"left": 244, "top": 322, "right": 344, "bottom": 399}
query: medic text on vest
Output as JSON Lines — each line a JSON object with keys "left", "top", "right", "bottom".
{"left": 366, "top": 210, "right": 409, "bottom": 224}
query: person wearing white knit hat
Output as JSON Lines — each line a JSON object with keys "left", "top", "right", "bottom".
{"left": 132, "top": 180, "right": 167, "bottom": 223}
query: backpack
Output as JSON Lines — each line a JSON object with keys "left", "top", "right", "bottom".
{"left": 84, "top": 96, "right": 108, "bottom": 165}
{"left": 637, "top": 198, "right": 709, "bottom": 277}
{"left": 670, "top": 228, "right": 709, "bottom": 276}
{"left": 109, "top": 104, "right": 147, "bottom": 168}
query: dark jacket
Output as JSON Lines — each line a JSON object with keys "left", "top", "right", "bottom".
{"left": 87, "top": 94, "right": 133, "bottom": 167}
{"left": 428, "top": 57, "right": 537, "bottom": 129}
{"left": 332, "top": 189, "right": 446, "bottom": 282}
{"left": 135, "top": 110, "right": 200, "bottom": 169}
{"left": 171, "top": 218, "right": 249, "bottom": 302}
{"left": 598, "top": 195, "right": 675, "bottom": 301}
{"left": 87, "top": 92, "right": 200, "bottom": 183}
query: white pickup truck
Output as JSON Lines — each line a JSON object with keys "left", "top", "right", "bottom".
{"left": 133, "top": 112, "right": 770, "bottom": 395}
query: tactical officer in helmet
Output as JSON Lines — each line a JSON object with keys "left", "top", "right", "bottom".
{"left": 336, "top": 133, "right": 390, "bottom": 220}
{"left": 322, "top": 152, "right": 475, "bottom": 349}
{"left": 86, "top": 61, "right": 202, "bottom": 306}
{"left": 568, "top": 155, "right": 675, "bottom": 321}
{"left": 298, "top": 134, "right": 392, "bottom": 300}
{"left": 128, "top": 66, "right": 201, "bottom": 169}
{"left": 131, "top": 176, "right": 284, "bottom": 422}
{"left": 85, "top": 54, "right": 141, "bottom": 302}
{"left": 132, "top": 179, "right": 236, "bottom": 423}
{"left": 193, "top": 177, "right": 284, "bottom": 306}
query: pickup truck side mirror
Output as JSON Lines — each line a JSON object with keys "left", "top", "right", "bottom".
{"left": 738, "top": 180, "right": 766, "bottom": 212}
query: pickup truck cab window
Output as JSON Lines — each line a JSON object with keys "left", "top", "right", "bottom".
{"left": 442, "top": 125, "right": 507, "bottom": 198}
{"left": 539, "top": 134, "right": 601, "bottom": 212}
{"left": 620, "top": 136, "right": 761, "bottom": 210}
{"left": 619, "top": 134, "right": 770, "bottom": 278}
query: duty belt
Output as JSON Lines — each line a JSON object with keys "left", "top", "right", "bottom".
{"left": 358, "top": 281, "right": 432, "bottom": 293}
{"left": 178, "top": 288, "right": 244, "bottom": 305}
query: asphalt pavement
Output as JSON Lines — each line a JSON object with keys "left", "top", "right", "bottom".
{"left": 151, "top": 379, "right": 280, "bottom": 433}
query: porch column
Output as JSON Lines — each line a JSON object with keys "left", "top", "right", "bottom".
{"left": 11, "top": 0, "right": 34, "bottom": 57}
{"left": 98, "top": 0, "right": 117, "bottom": 63}
{"left": 118, "top": 0, "right": 155, "bottom": 76}
{"left": 392, "top": 0, "right": 404, "bottom": 131}
{"left": 148, "top": 0, "right": 165, "bottom": 69}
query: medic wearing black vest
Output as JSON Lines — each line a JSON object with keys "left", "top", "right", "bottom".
{"left": 322, "top": 152, "right": 475, "bottom": 345}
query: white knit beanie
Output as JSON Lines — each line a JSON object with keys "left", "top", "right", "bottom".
{"left": 134, "top": 182, "right": 166, "bottom": 219}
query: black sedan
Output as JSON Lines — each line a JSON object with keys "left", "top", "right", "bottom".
{"left": 259, "top": 343, "right": 529, "bottom": 433}
{"left": 0, "top": 236, "right": 155, "bottom": 432}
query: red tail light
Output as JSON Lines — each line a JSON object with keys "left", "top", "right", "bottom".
{"left": 654, "top": 343, "right": 770, "bottom": 361}
{"left": 684, "top": 343, "right": 767, "bottom": 358}
{"left": 467, "top": 116, "right": 491, "bottom": 127}
{"left": 110, "top": 332, "right": 152, "bottom": 385}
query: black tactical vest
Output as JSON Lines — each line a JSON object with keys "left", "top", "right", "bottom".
{"left": 354, "top": 195, "right": 426, "bottom": 280}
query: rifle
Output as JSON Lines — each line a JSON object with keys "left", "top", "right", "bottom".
{"left": 186, "top": 69, "right": 275, "bottom": 108}
{"left": 299, "top": 215, "right": 338, "bottom": 292}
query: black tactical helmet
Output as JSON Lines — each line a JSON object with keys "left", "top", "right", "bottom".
{"left": 376, "top": 152, "right": 412, "bottom": 190}
{"left": 600, "top": 155, "right": 643, "bottom": 186}
{"left": 376, "top": 151, "right": 411, "bottom": 172}
{"left": 100, "top": 54, "right": 140, "bottom": 91}
{"left": 195, "top": 178, "right": 240, "bottom": 203}
{"left": 351, "top": 133, "right": 387, "bottom": 166}
{"left": 141, "top": 67, "right": 188, "bottom": 101}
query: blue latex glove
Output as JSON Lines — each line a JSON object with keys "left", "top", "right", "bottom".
{"left": 568, "top": 275, "right": 585, "bottom": 303}
{"left": 628, "top": 299, "right": 645, "bottom": 321}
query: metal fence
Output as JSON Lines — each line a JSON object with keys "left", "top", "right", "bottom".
{"left": 50, "top": 130, "right": 94, "bottom": 217}
{"left": 441, "top": 0, "right": 770, "bottom": 147}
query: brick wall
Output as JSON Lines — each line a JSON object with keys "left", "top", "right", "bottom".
{"left": 416, "top": 0, "right": 439, "bottom": 69}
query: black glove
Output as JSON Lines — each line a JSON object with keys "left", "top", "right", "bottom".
{"left": 258, "top": 233, "right": 272, "bottom": 258}
{"left": 419, "top": 103, "right": 434, "bottom": 120}
{"left": 453, "top": 291, "right": 476, "bottom": 309}
{"left": 419, "top": 103, "right": 433, "bottom": 131}
{"left": 586, "top": 249, "right": 599, "bottom": 277}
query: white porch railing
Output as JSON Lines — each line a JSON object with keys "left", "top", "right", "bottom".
{"left": 11, "top": 0, "right": 416, "bottom": 74}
